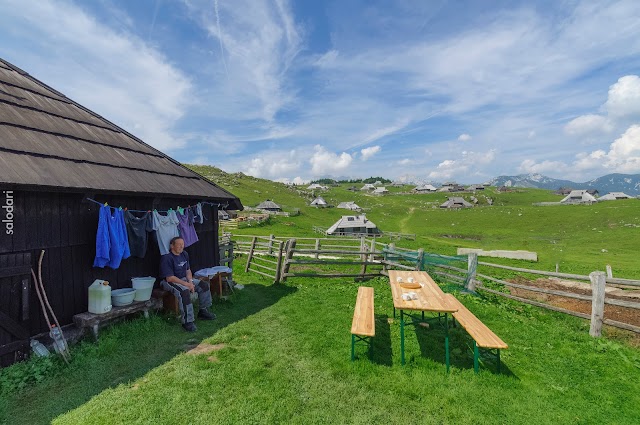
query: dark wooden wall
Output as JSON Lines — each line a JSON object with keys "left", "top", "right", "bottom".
{"left": 0, "top": 188, "right": 220, "bottom": 340}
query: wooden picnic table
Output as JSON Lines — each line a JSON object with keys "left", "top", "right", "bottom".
{"left": 388, "top": 270, "right": 458, "bottom": 369}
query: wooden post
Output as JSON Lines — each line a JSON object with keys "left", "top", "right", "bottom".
{"left": 245, "top": 236, "right": 257, "bottom": 273}
{"left": 606, "top": 264, "right": 613, "bottom": 278}
{"left": 359, "top": 237, "right": 368, "bottom": 280}
{"left": 274, "top": 241, "right": 284, "bottom": 283}
{"left": 314, "top": 239, "right": 320, "bottom": 259}
{"left": 589, "top": 271, "right": 606, "bottom": 337}
{"left": 555, "top": 263, "right": 559, "bottom": 273}
{"left": 369, "top": 238, "right": 376, "bottom": 262}
{"left": 465, "top": 253, "right": 478, "bottom": 292}
{"left": 268, "top": 234, "right": 275, "bottom": 255}
{"left": 281, "top": 239, "right": 297, "bottom": 282}
{"left": 415, "top": 248, "right": 424, "bottom": 271}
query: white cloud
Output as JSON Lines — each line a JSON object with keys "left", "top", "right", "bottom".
{"left": 360, "top": 145, "right": 381, "bottom": 161}
{"left": 245, "top": 149, "right": 301, "bottom": 178}
{"left": 184, "top": 0, "right": 303, "bottom": 124}
{"left": 458, "top": 133, "right": 472, "bottom": 141}
{"left": 397, "top": 158, "right": 412, "bottom": 165}
{"left": 275, "top": 176, "right": 309, "bottom": 185}
{"left": 564, "top": 114, "right": 612, "bottom": 136}
{"left": 0, "top": 0, "right": 192, "bottom": 152}
{"left": 428, "top": 150, "right": 496, "bottom": 180}
{"left": 309, "top": 145, "right": 353, "bottom": 175}
{"left": 605, "top": 75, "right": 640, "bottom": 119}
{"left": 519, "top": 159, "right": 568, "bottom": 174}
{"left": 521, "top": 125, "right": 640, "bottom": 178}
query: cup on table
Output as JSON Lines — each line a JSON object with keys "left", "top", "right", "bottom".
{"left": 407, "top": 277, "right": 415, "bottom": 283}
{"left": 397, "top": 277, "right": 403, "bottom": 283}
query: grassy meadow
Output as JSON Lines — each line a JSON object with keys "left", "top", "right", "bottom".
{"left": 190, "top": 165, "right": 640, "bottom": 278}
{"left": 2, "top": 265, "right": 639, "bottom": 424}
{"left": 1, "top": 165, "right": 639, "bottom": 424}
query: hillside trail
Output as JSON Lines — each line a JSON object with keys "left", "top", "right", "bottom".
{"left": 399, "top": 207, "right": 415, "bottom": 234}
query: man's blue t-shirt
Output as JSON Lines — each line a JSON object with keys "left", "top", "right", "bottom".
{"left": 160, "top": 251, "right": 190, "bottom": 280}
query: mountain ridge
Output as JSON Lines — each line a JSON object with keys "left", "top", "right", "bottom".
{"left": 487, "top": 173, "right": 640, "bottom": 195}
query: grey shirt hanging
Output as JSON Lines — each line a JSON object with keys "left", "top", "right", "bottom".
{"left": 124, "top": 211, "right": 153, "bottom": 258}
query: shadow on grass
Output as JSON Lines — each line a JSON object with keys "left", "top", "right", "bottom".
{"left": 370, "top": 314, "right": 392, "bottom": 366}
{"left": 412, "top": 315, "right": 517, "bottom": 377}
{"left": 3, "top": 282, "right": 296, "bottom": 425}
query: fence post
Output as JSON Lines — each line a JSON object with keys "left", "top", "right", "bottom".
{"left": 281, "top": 239, "right": 297, "bottom": 282}
{"left": 415, "top": 248, "right": 424, "bottom": 271}
{"left": 589, "top": 271, "right": 606, "bottom": 337}
{"left": 359, "top": 240, "right": 368, "bottom": 281}
{"left": 606, "top": 264, "right": 613, "bottom": 278}
{"left": 315, "top": 239, "right": 320, "bottom": 259}
{"left": 555, "top": 263, "right": 559, "bottom": 273}
{"left": 465, "top": 253, "right": 478, "bottom": 293}
{"left": 369, "top": 238, "right": 376, "bottom": 262}
{"left": 274, "top": 241, "right": 284, "bottom": 283}
{"left": 245, "top": 236, "right": 257, "bottom": 273}
{"left": 268, "top": 234, "right": 275, "bottom": 255}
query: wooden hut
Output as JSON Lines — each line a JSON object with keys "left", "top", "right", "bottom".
{"left": 256, "top": 200, "right": 281, "bottom": 212}
{"left": 440, "top": 197, "right": 473, "bottom": 209}
{"left": 0, "top": 58, "right": 242, "bottom": 366}
{"left": 326, "top": 215, "right": 380, "bottom": 236}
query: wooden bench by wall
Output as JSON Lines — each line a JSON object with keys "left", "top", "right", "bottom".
{"left": 351, "top": 286, "right": 375, "bottom": 361}
{"left": 73, "top": 298, "right": 163, "bottom": 340}
{"left": 444, "top": 294, "right": 508, "bottom": 373}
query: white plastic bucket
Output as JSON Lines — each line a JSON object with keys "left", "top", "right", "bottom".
{"left": 131, "top": 277, "right": 156, "bottom": 301}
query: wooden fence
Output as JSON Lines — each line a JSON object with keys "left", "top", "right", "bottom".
{"left": 234, "top": 232, "right": 640, "bottom": 337}
{"left": 382, "top": 247, "right": 640, "bottom": 336}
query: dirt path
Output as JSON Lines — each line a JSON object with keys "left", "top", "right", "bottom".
{"left": 399, "top": 207, "right": 415, "bottom": 234}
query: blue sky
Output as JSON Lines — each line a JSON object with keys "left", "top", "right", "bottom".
{"left": 2, "top": 0, "right": 640, "bottom": 184}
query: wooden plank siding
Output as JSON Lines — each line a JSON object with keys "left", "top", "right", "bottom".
{"left": 0, "top": 188, "right": 222, "bottom": 338}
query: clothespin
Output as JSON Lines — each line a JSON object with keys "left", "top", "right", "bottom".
{"left": 118, "top": 206, "right": 122, "bottom": 211}
{"left": 104, "top": 202, "right": 108, "bottom": 207}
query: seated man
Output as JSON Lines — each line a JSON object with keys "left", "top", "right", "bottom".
{"left": 160, "top": 236, "right": 215, "bottom": 332}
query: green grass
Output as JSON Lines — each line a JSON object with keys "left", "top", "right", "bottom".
{"left": 188, "top": 164, "right": 640, "bottom": 278}
{"left": 2, "top": 261, "right": 639, "bottom": 424}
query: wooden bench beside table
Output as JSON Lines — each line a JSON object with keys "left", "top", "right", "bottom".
{"left": 444, "top": 294, "right": 508, "bottom": 373}
{"left": 351, "top": 286, "right": 375, "bottom": 361}
{"left": 73, "top": 297, "right": 163, "bottom": 340}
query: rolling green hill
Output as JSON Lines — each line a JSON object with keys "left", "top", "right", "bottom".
{"left": 187, "top": 164, "right": 640, "bottom": 278}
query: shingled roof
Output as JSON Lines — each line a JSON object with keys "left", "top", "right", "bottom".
{"left": 0, "top": 58, "right": 242, "bottom": 209}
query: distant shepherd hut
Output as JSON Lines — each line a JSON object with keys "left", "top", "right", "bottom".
{"left": 560, "top": 190, "right": 597, "bottom": 204}
{"left": 372, "top": 187, "right": 389, "bottom": 195}
{"left": 360, "top": 183, "right": 376, "bottom": 191}
{"left": 256, "top": 200, "right": 281, "bottom": 212}
{"left": 413, "top": 184, "right": 437, "bottom": 193}
{"left": 440, "top": 197, "right": 473, "bottom": 208}
{"left": 466, "top": 184, "right": 485, "bottom": 191}
{"left": 0, "top": 58, "right": 242, "bottom": 366}
{"left": 555, "top": 187, "right": 573, "bottom": 195}
{"left": 307, "top": 183, "right": 327, "bottom": 190}
{"left": 597, "top": 192, "right": 633, "bottom": 201}
{"left": 337, "top": 201, "right": 361, "bottom": 211}
{"left": 310, "top": 196, "right": 329, "bottom": 208}
{"left": 586, "top": 189, "right": 599, "bottom": 197}
{"left": 326, "top": 215, "right": 381, "bottom": 236}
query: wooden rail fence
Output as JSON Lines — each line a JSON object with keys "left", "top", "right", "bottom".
{"left": 233, "top": 232, "right": 640, "bottom": 337}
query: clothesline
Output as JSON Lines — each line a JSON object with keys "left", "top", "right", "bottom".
{"left": 85, "top": 197, "right": 228, "bottom": 214}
